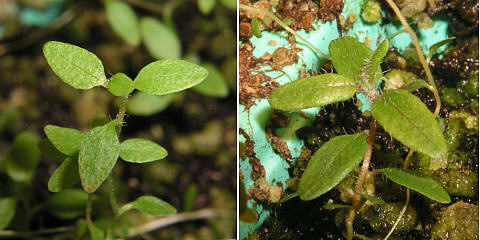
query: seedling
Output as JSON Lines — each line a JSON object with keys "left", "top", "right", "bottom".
{"left": 40, "top": 41, "right": 208, "bottom": 237}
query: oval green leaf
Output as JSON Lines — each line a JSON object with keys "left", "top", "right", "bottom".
{"left": 134, "top": 59, "right": 208, "bottom": 96}
{"left": 45, "top": 190, "right": 97, "bottom": 219}
{"left": 0, "top": 198, "right": 16, "bottom": 230}
{"left": 191, "top": 63, "right": 229, "bottom": 98}
{"left": 119, "top": 195, "right": 177, "bottom": 216}
{"left": 44, "top": 125, "right": 84, "bottom": 156}
{"left": 107, "top": 73, "right": 134, "bottom": 96}
{"left": 379, "top": 168, "right": 451, "bottom": 203}
{"left": 127, "top": 91, "right": 175, "bottom": 116}
{"left": 79, "top": 123, "right": 120, "bottom": 193}
{"left": 90, "top": 114, "right": 110, "bottom": 129}
{"left": 5, "top": 131, "right": 40, "bottom": 182}
{"left": 268, "top": 73, "right": 356, "bottom": 111}
{"left": 298, "top": 133, "right": 367, "bottom": 201}
{"left": 105, "top": 0, "right": 140, "bottom": 46}
{"left": 371, "top": 90, "right": 447, "bottom": 159}
{"left": 38, "top": 139, "right": 68, "bottom": 163}
{"left": 140, "top": 17, "right": 181, "bottom": 59}
{"left": 329, "top": 36, "right": 373, "bottom": 80}
{"left": 48, "top": 157, "right": 80, "bottom": 192}
{"left": 43, "top": 41, "right": 107, "bottom": 89}
{"left": 120, "top": 138, "right": 167, "bottom": 163}
{"left": 89, "top": 224, "right": 105, "bottom": 240}
{"left": 251, "top": 14, "right": 262, "bottom": 38}
{"left": 198, "top": 0, "right": 216, "bottom": 15}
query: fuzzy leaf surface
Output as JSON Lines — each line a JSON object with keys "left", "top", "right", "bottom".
{"left": 127, "top": 92, "right": 175, "bottom": 116}
{"left": 268, "top": 73, "right": 356, "bottom": 111}
{"left": 371, "top": 90, "right": 447, "bottom": 158}
{"left": 191, "top": 63, "right": 229, "bottom": 98}
{"left": 44, "top": 125, "right": 84, "bottom": 156}
{"left": 78, "top": 123, "right": 120, "bottom": 193}
{"left": 298, "top": 133, "right": 367, "bottom": 201}
{"left": 43, "top": 41, "right": 106, "bottom": 89}
{"left": 105, "top": 0, "right": 140, "bottom": 46}
{"left": 0, "top": 198, "right": 16, "bottom": 230}
{"left": 119, "top": 196, "right": 177, "bottom": 216}
{"left": 379, "top": 168, "right": 451, "bottom": 203}
{"left": 329, "top": 36, "right": 373, "bottom": 80}
{"left": 134, "top": 59, "right": 208, "bottom": 96}
{"left": 367, "top": 38, "right": 388, "bottom": 86}
{"left": 48, "top": 157, "right": 80, "bottom": 192}
{"left": 120, "top": 138, "right": 167, "bottom": 163}
{"left": 140, "top": 17, "right": 181, "bottom": 59}
{"left": 107, "top": 73, "right": 134, "bottom": 96}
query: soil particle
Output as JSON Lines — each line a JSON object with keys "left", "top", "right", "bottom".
{"left": 239, "top": 21, "right": 252, "bottom": 38}
{"left": 318, "top": 0, "right": 344, "bottom": 23}
{"left": 275, "top": 0, "right": 321, "bottom": 30}
{"left": 265, "top": 110, "right": 293, "bottom": 162}
{"left": 248, "top": 177, "right": 283, "bottom": 203}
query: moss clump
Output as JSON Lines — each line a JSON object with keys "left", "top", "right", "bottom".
{"left": 364, "top": 202, "right": 418, "bottom": 233}
{"left": 361, "top": 0, "right": 382, "bottom": 23}
{"left": 431, "top": 202, "right": 479, "bottom": 240}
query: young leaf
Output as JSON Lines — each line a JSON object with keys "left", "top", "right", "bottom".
{"left": 38, "top": 139, "right": 68, "bottom": 162}
{"left": 44, "top": 125, "right": 84, "bottom": 156}
{"left": 45, "top": 190, "right": 96, "bottom": 219}
{"left": 43, "top": 41, "right": 107, "bottom": 89}
{"left": 89, "top": 224, "right": 105, "bottom": 240}
{"left": 219, "top": 0, "right": 236, "bottom": 10}
{"left": 404, "top": 80, "right": 433, "bottom": 92}
{"left": 79, "top": 123, "right": 120, "bottom": 193}
{"left": 322, "top": 203, "right": 349, "bottom": 210}
{"left": 140, "top": 17, "right": 181, "bottom": 60}
{"left": 134, "top": 59, "right": 208, "bottom": 96}
{"left": 119, "top": 138, "right": 167, "bottom": 163}
{"left": 268, "top": 73, "right": 356, "bottom": 111}
{"left": 427, "top": 37, "right": 455, "bottom": 59}
{"left": 0, "top": 198, "right": 16, "bottom": 230}
{"left": 361, "top": 194, "right": 386, "bottom": 205}
{"left": 251, "top": 14, "right": 262, "bottom": 38}
{"left": 371, "top": 90, "right": 447, "bottom": 159}
{"left": 298, "top": 133, "right": 367, "bottom": 201}
{"left": 107, "top": 73, "right": 134, "bottom": 96}
{"left": 191, "top": 63, "right": 229, "bottom": 98}
{"left": 366, "top": 38, "right": 388, "bottom": 86}
{"left": 48, "top": 157, "right": 80, "bottom": 192}
{"left": 90, "top": 114, "right": 110, "bottom": 128}
{"left": 127, "top": 92, "right": 175, "bottom": 116}
{"left": 198, "top": 0, "right": 216, "bottom": 15}
{"left": 379, "top": 168, "right": 451, "bottom": 203}
{"left": 119, "top": 195, "right": 177, "bottom": 216}
{"left": 105, "top": 0, "right": 140, "bottom": 46}
{"left": 329, "top": 36, "right": 373, "bottom": 80}
{"left": 5, "top": 131, "right": 40, "bottom": 182}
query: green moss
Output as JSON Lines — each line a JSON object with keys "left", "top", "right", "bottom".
{"left": 361, "top": 0, "right": 382, "bottom": 23}
{"left": 431, "top": 202, "right": 479, "bottom": 240}
{"left": 365, "top": 202, "right": 417, "bottom": 233}
{"left": 441, "top": 87, "right": 465, "bottom": 107}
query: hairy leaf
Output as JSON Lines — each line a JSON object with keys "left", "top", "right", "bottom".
{"left": 43, "top": 41, "right": 107, "bottom": 89}
{"left": 329, "top": 36, "right": 373, "bottom": 80}
{"left": 5, "top": 131, "right": 40, "bottom": 182}
{"left": 105, "top": 0, "right": 140, "bottom": 46}
{"left": 79, "top": 123, "right": 120, "bottom": 193}
{"left": 119, "top": 196, "right": 177, "bottom": 216}
{"left": 268, "top": 73, "right": 356, "bottom": 111}
{"left": 140, "top": 17, "right": 181, "bottom": 59}
{"left": 120, "top": 138, "right": 167, "bottom": 163}
{"left": 299, "top": 134, "right": 367, "bottom": 201}
{"left": 107, "top": 73, "right": 134, "bottom": 96}
{"left": 367, "top": 38, "right": 388, "bottom": 86}
{"left": 0, "top": 198, "right": 16, "bottom": 230}
{"left": 191, "top": 63, "right": 229, "bottom": 98}
{"left": 379, "top": 168, "right": 451, "bottom": 203}
{"left": 371, "top": 90, "right": 447, "bottom": 158}
{"left": 44, "top": 125, "right": 84, "bottom": 156}
{"left": 48, "top": 157, "right": 80, "bottom": 192}
{"left": 134, "top": 59, "right": 208, "bottom": 96}
{"left": 127, "top": 92, "right": 175, "bottom": 116}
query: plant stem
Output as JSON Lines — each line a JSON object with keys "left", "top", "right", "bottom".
{"left": 86, "top": 193, "right": 93, "bottom": 225}
{"left": 384, "top": 0, "right": 441, "bottom": 117}
{"left": 239, "top": 4, "right": 329, "bottom": 59}
{"left": 108, "top": 173, "right": 120, "bottom": 217}
{"left": 115, "top": 96, "right": 128, "bottom": 135}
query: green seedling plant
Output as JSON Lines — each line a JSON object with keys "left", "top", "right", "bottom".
{"left": 40, "top": 41, "right": 208, "bottom": 238}
{"left": 268, "top": 36, "right": 451, "bottom": 239}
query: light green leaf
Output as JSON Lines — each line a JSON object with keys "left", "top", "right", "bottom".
{"left": 367, "top": 38, "right": 388, "bottom": 86}
{"left": 107, "top": 73, "right": 134, "bottom": 96}
{"left": 48, "top": 157, "right": 80, "bottom": 192}
{"left": 120, "top": 138, "right": 167, "bottom": 163}
{"left": 371, "top": 90, "right": 447, "bottom": 159}
{"left": 379, "top": 168, "right": 451, "bottom": 203}
{"left": 404, "top": 79, "right": 433, "bottom": 92}
{"left": 298, "top": 134, "right": 367, "bottom": 201}
{"left": 134, "top": 59, "right": 208, "bottom": 96}
{"left": 428, "top": 37, "right": 455, "bottom": 59}
{"left": 322, "top": 203, "right": 349, "bottom": 210}
{"left": 5, "top": 131, "right": 40, "bottom": 182}
{"left": 43, "top": 41, "right": 107, "bottom": 89}
{"left": 251, "top": 14, "right": 261, "bottom": 38}
{"left": 0, "top": 198, "right": 16, "bottom": 230}
{"left": 268, "top": 73, "right": 356, "bottom": 111}
{"left": 89, "top": 224, "right": 105, "bottom": 240}
{"left": 105, "top": 0, "right": 140, "bottom": 46}
{"left": 79, "top": 123, "right": 120, "bottom": 193}
{"left": 329, "top": 36, "right": 373, "bottom": 80}
{"left": 127, "top": 91, "right": 175, "bottom": 116}
{"left": 191, "top": 63, "right": 229, "bottom": 98}
{"left": 44, "top": 125, "right": 84, "bottom": 156}
{"left": 219, "top": 0, "right": 236, "bottom": 10}
{"left": 140, "top": 17, "right": 181, "bottom": 59}
{"left": 90, "top": 114, "right": 110, "bottom": 128}
{"left": 198, "top": 0, "right": 216, "bottom": 14}
{"left": 361, "top": 194, "right": 386, "bottom": 205}
{"left": 45, "top": 190, "right": 97, "bottom": 219}
{"left": 119, "top": 195, "right": 177, "bottom": 216}
{"left": 38, "top": 139, "right": 68, "bottom": 162}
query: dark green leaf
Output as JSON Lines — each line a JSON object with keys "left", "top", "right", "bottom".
{"left": 38, "top": 139, "right": 68, "bottom": 162}
{"left": 105, "top": 0, "right": 140, "bottom": 46}
{"left": 134, "top": 59, "right": 208, "bottom": 96}
{"left": 183, "top": 184, "right": 198, "bottom": 212}
{"left": 119, "top": 195, "right": 177, "bottom": 216}
{"left": 251, "top": 14, "right": 261, "bottom": 38}
{"left": 5, "top": 131, "right": 40, "bottom": 182}
{"left": 127, "top": 91, "right": 175, "bottom": 116}
{"left": 329, "top": 36, "right": 373, "bottom": 80}
{"left": 107, "top": 73, "right": 134, "bottom": 96}
{"left": 43, "top": 41, "right": 107, "bottom": 89}
{"left": 48, "top": 157, "right": 80, "bottom": 192}
{"left": 79, "top": 123, "right": 120, "bottom": 193}
{"left": 46, "top": 190, "right": 97, "bottom": 219}
{"left": 0, "top": 198, "right": 16, "bottom": 230}
{"left": 140, "top": 17, "right": 181, "bottom": 59}
{"left": 404, "top": 80, "right": 432, "bottom": 92}
{"left": 76, "top": 219, "right": 87, "bottom": 239}
{"left": 268, "top": 73, "right": 356, "bottom": 111}
{"left": 428, "top": 37, "right": 455, "bottom": 59}
{"left": 298, "top": 134, "right": 367, "bottom": 201}
{"left": 198, "top": 0, "right": 216, "bottom": 15}
{"left": 191, "top": 63, "right": 229, "bottom": 98}
{"left": 322, "top": 203, "right": 349, "bottom": 210}
{"left": 119, "top": 138, "right": 167, "bottom": 163}
{"left": 371, "top": 90, "right": 447, "bottom": 159}
{"left": 379, "top": 168, "right": 451, "bottom": 203}
{"left": 89, "top": 224, "right": 105, "bottom": 240}
{"left": 90, "top": 114, "right": 110, "bottom": 128}
{"left": 361, "top": 194, "right": 385, "bottom": 205}
{"left": 0, "top": 109, "right": 19, "bottom": 133}
{"left": 44, "top": 125, "right": 84, "bottom": 156}
{"left": 219, "top": 0, "right": 235, "bottom": 10}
